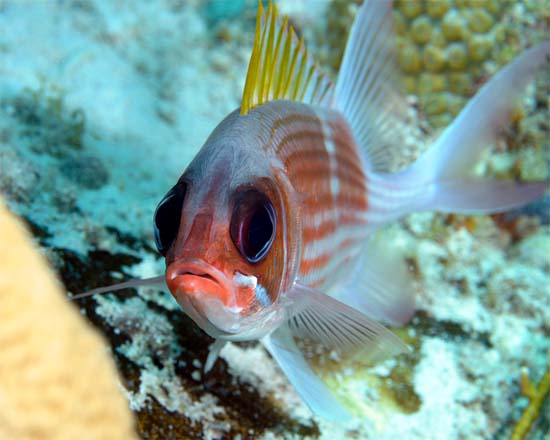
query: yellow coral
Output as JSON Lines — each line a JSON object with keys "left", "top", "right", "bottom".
{"left": 423, "top": 44, "right": 446, "bottom": 72}
{"left": 510, "top": 363, "right": 550, "bottom": 440}
{"left": 0, "top": 199, "right": 138, "bottom": 440}
{"left": 426, "top": 0, "right": 450, "bottom": 19}
{"left": 441, "top": 9, "right": 468, "bottom": 41}
{"left": 322, "top": 0, "right": 542, "bottom": 132}
{"left": 393, "top": 0, "right": 533, "bottom": 127}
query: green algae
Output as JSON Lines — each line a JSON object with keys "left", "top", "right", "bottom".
{"left": 380, "top": 327, "right": 423, "bottom": 415}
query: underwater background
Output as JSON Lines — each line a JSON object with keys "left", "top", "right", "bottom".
{"left": 0, "top": 0, "right": 548, "bottom": 439}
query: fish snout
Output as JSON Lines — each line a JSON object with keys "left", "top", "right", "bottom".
{"left": 166, "top": 259, "right": 234, "bottom": 307}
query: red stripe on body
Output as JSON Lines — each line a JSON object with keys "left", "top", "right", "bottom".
{"left": 269, "top": 107, "right": 369, "bottom": 291}
{"left": 300, "top": 253, "right": 332, "bottom": 275}
{"left": 302, "top": 212, "right": 365, "bottom": 242}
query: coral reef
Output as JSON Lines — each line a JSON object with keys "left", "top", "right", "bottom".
{"left": 393, "top": 0, "right": 547, "bottom": 129}
{"left": 60, "top": 154, "right": 110, "bottom": 189}
{"left": 55, "top": 243, "right": 322, "bottom": 439}
{"left": 309, "top": 0, "right": 549, "bottom": 182}
{"left": 0, "top": 199, "right": 138, "bottom": 440}
{"left": 202, "top": 0, "right": 246, "bottom": 25}
{"left": 1, "top": 87, "right": 85, "bottom": 156}
{"left": 313, "top": 0, "right": 361, "bottom": 72}
{"left": 0, "top": 1, "right": 548, "bottom": 439}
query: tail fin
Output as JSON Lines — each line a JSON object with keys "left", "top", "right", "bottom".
{"left": 408, "top": 42, "right": 550, "bottom": 214}
{"left": 415, "top": 42, "right": 550, "bottom": 182}
{"left": 334, "top": 0, "right": 549, "bottom": 224}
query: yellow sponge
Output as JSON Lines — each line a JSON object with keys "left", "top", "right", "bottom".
{"left": 0, "top": 199, "right": 138, "bottom": 440}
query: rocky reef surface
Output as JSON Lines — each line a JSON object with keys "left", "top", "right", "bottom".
{"left": 0, "top": 1, "right": 548, "bottom": 439}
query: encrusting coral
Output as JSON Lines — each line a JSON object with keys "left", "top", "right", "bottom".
{"left": 0, "top": 198, "right": 138, "bottom": 440}
{"left": 319, "top": 0, "right": 546, "bottom": 133}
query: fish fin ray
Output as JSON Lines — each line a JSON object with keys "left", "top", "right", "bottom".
{"left": 262, "top": 325, "right": 351, "bottom": 421}
{"left": 240, "top": 1, "right": 333, "bottom": 115}
{"left": 70, "top": 275, "right": 166, "bottom": 300}
{"left": 361, "top": 41, "right": 550, "bottom": 226}
{"left": 432, "top": 180, "right": 549, "bottom": 214}
{"left": 204, "top": 339, "right": 227, "bottom": 373}
{"left": 286, "top": 282, "right": 407, "bottom": 364}
{"left": 334, "top": 0, "right": 409, "bottom": 172}
{"left": 416, "top": 42, "right": 550, "bottom": 182}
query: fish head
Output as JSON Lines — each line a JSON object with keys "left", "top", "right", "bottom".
{"left": 154, "top": 110, "right": 301, "bottom": 340}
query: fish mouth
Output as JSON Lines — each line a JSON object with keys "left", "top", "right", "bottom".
{"left": 165, "top": 259, "right": 241, "bottom": 335}
{"left": 166, "top": 259, "right": 234, "bottom": 304}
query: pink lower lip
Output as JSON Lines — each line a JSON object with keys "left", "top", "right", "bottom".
{"left": 173, "top": 274, "right": 226, "bottom": 298}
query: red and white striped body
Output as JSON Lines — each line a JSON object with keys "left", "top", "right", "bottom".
{"left": 253, "top": 100, "right": 370, "bottom": 292}
{"left": 161, "top": 99, "right": 373, "bottom": 337}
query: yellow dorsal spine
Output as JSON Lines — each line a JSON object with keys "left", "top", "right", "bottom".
{"left": 240, "top": 1, "right": 333, "bottom": 115}
{"left": 267, "top": 14, "right": 286, "bottom": 99}
{"left": 261, "top": 2, "right": 276, "bottom": 102}
{"left": 284, "top": 35, "right": 302, "bottom": 98}
{"left": 299, "top": 63, "right": 316, "bottom": 102}
{"left": 241, "top": 2, "right": 263, "bottom": 113}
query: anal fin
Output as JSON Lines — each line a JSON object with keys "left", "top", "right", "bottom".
{"left": 287, "top": 282, "right": 407, "bottom": 362}
{"left": 333, "top": 233, "right": 416, "bottom": 326}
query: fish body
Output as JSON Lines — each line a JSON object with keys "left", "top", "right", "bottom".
{"left": 162, "top": 100, "right": 367, "bottom": 341}
{"left": 82, "top": 0, "right": 550, "bottom": 421}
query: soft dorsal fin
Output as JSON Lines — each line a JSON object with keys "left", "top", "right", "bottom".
{"left": 334, "top": 0, "right": 409, "bottom": 172}
{"left": 240, "top": 1, "right": 333, "bottom": 115}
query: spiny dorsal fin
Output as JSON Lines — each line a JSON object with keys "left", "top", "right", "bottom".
{"left": 240, "top": 1, "right": 333, "bottom": 115}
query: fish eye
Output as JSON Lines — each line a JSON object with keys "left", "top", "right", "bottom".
{"left": 230, "top": 190, "right": 276, "bottom": 264}
{"left": 153, "top": 182, "right": 186, "bottom": 256}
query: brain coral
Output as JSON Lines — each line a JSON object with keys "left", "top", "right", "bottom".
{"left": 0, "top": 199, "right": 138, "bottom": 440}
{"left": 320, "top": 0, "right": 545, "bottom": 131}
{"left": 393, "top": 0, "right": 549, "bottom": 131}
{"left": 316, "top": 0, "right": 548, "bottom": 180}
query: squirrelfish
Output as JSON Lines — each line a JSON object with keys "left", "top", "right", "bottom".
{"left": 79, "top": 0, "right": 550, "bottom": 420}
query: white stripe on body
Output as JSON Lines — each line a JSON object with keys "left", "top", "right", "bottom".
{"left": 318, "top": 113, "right": 341, "bottom": 199}
{"left": 300, "top": 231, "right": 368, "bottom": 288}
{"left": 363, "top": 171, "right": 433, "bottom": 225}
{"left": 298, "top": 110, "right": 369, "bottom": 289}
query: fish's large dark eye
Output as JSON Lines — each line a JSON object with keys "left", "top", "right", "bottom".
{"left": 153, "top": 182, "right": 186, "bottom": 256}
{"left": 230, "top": 190, "right": 276, "bottom": 264}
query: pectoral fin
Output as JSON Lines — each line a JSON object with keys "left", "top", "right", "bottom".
{"left": 262, "top": 284, "right": 407, "bottom": 420}
{"left": 287, "top": 282, "right": 407, "bottom": 364}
